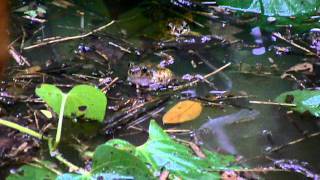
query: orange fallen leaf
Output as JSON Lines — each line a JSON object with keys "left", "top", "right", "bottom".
{"left": 163, "top": 100, "right": 202, "bottom": 124}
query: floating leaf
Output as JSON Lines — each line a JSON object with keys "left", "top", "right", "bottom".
{"left": 275, "top": 90, "right": 320, "bottom": 117}
{"left": 216, "top": 0, "right": 320, "bottom": 31}
{"left": 163, "top": 100, "right": 202, "bottom": 124}
{"left": 105, "top": 120, "right": 238, "bottom": 179}
{"left": 36, "top": 84, "right": 107, "bottom": 122}
{"left": 216, "top": 0, "right": 320, "bottom": 16}
{"left": 7, "top": 165, "right": 57, "bottom": 180}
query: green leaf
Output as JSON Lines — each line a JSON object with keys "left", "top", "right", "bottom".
{"left": 216, "top": 0, "right": 320, "bottom": 16}
{"left": 275, "top": 90, "right": 320, "bottom": 117}
{"left": 8, "top": 146, "right": 154, "bottom": 180}
{"left": 57, "top": 145, "right": 154, "bottom": 180}
{"left": 7, "top": 165, "right": 57, "bottom": 180}
{"left": 216, "top": 0, "right": 320, "bottom": 31}
{"left": 105, "top": 120, "right": 238, "bottom": 179}
{"left": 91, "top": 145, "right": 154, "bottom": 179}
{"left": 36, "top": 84, "right": 107, "bottom": 122}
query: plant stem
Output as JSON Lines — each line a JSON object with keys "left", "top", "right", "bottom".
{"left": 32, "top": 158, "right": 62, "bottom": 175}
{"left": 48, "top": 138, "right": 82, "bottom": 172}
{"left": 55, "top": 153, "right": 82, "bottom": 172}
{"left": 0, "top": 119, "right": 47, "bottom": 140}
{"left": 53, "top": 94, "right": 68, "bottom": 151}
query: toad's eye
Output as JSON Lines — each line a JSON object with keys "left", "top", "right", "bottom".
{"left": 142, "top": 67, "right": 148, "bottom": 73}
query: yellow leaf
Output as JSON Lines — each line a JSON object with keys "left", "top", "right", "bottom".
{"left": 40, "top": 110, "right": 53, "bottom": 119}
{"left": 163, "top": 100, "right": 202, "bottom": 124}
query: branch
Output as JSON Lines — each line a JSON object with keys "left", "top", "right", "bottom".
{"left": 24, "top": 20, "right": 115, "bottom": 50}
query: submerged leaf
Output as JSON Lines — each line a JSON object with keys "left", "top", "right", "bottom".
{"left": 275, "top": 90, "right": 320, "bottom": 117}
{"left": 106, "top": 120, "right": 238, "bottom": 179}
{"left": 163, "top": 100, "right": 202, "bottom": 124}
{"left": 36, "top": 84, "right": 107, "bottom": 122}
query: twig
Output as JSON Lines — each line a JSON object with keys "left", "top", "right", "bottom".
{"left": 269, "top": 131, "right": 320, "bottom": 153}
{"left": 165, "top": 129, "right": 191, "bottom": 133}
{"left": 24, "top": 20, "right": 115, "bottom": 50}
{"left": 175, "top": 139, "right": 206, "bottom": 158}
{"left": 174, "top": 62, "right": 231, "bottom": 91}
{"left": 102, "top": 77, "right": 119, "bottom": 93}
{"left": 8, "top": 46, "right": 31, "bottom": 66}
{"left": 272, "top": 32, "right": 319, "bottom": 58}
{"left": 22, "top": 15, "right": 47, "bottom": 23}
{"left": 210, "top": 167, "right": 288, "bottom": 173}
{"left": 188, "top": 142, "right": 206, "bottom": 158}
{"left": 249, "top": 100, "right": 296, "bottom": 107}
{"left": 108, "top": 41, "right": 132, "bottom": 53}
{"left": 159, "top": 170, "right": 170, "bottom": 180}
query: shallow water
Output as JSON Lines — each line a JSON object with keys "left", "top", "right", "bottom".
{"left": 7, "top": 1, "right": 320, "bottom": 179}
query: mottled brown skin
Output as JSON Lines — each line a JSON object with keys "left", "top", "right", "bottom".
{"left": 127, "top": 64, "right": 174, "bottom": 90}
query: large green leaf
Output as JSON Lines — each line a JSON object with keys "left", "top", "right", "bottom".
{"left": 7, "top": 164, "right": 57, "bottom": 180}
{"left": 8, "top": 146, "right": 154, "bottom": 180}
{"left": 7, "top": 121, "right": 237, "bottom": 179}
{"left": 105, "top": 120, "right": 237, "bottom": 179}
{"left": 57, "top": 145, "right": 154, "bottom": 180}
{"left": 216, "top": 0, "right": 320, "bottom": 31}
{"left": 217, "top": 0, "right": 320, "bottom": 16}
{"left": 36, "top": 84, "right": 107, "bottom": 122}
{"left": 275, "top": 90, "right": 320, "bottom": 117}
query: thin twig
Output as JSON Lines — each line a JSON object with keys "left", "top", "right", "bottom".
{"left": 159, "top": 170, "right": 170, "bottom": 180}
{"left": 272, "top": 32, "right": 319, "bottom": 58}
{"left": 174, "top": 62, "right": 231, "bottom": 91}
{"left": 165, "top": 129, "right": 191, "bottom": 133}
{"left": 24, "top": 20, "right": 115, "bottom": 50}
{"left": 9, "top": 46, "right": 31, "bottom": 66}
{"left": 249, "top": 100, "right": 296, "bottom": 107}
{"left": 269, "top": 131, "right": 320, "bottom": 153}
{"left": 102, "top": 77, "right": 119, "bottom": 93}
{"left": 175, "top": 138, "right": 206, "bottom": 158}
{"left": 22, "top": 16, "right": 47, "bottom": 23}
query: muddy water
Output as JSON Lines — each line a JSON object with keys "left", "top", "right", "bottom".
{"left": 9, "top": 1, "right": 320, "bottom": 179}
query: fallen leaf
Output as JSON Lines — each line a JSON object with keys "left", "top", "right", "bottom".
{"left": 163, "top": 100, "right": 202, "bottom": 124}
{"left": 286, "top": 62, "right": 313, "bottom": 73}
{"left": 40, "top": 110, "right": 53, "bottom": 119}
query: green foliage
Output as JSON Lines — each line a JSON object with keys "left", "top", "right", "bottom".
{"left": 275, "top": 90, "right": 320, "bottom": 117}
{"left": 36, "top": 84, "right": 107, "bottom": 122}
{"left": 105, "top": 120, "right": 237, "bottom": 179}
{"left": 6, "top": 120, "right": 238, "bottom": 180}
{"left": 216, "top": 0, "right": 320, "bottom": 31}
{"left": 58, "top": 145, "right": 154, "bottom": 180}
{"left": 216, "top": 0, "right": 320, "bottom": 16}
{"left": 7, "top": 144, "right": 154, "bottom": 180}
{"left": 7, "top": 165, "right": 57, "bottom": 180}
